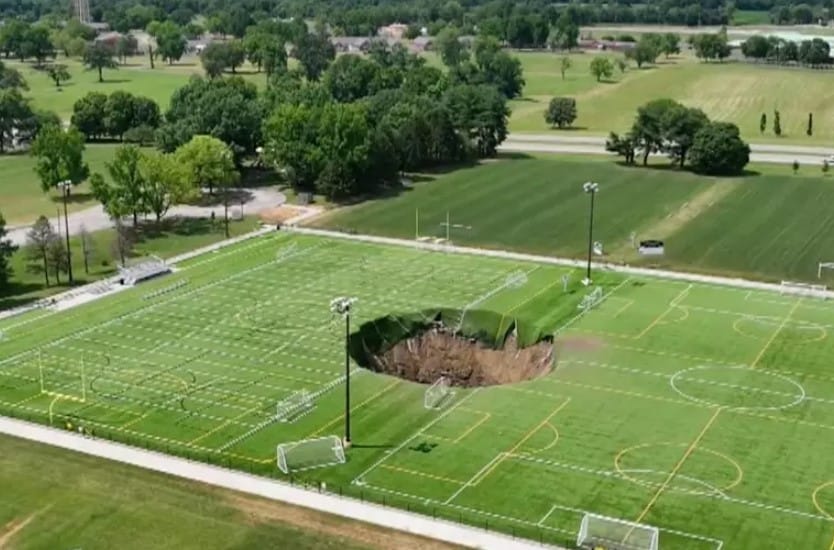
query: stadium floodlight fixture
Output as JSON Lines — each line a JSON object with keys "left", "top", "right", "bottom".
{"left": 58, "top": 179, "right": 74, "bottom": 284}
{"left": 582, "top": 181, "right": 599, "bottom": 286}
{"left": 330, "top": 296, "right": 357, "bottom": 447}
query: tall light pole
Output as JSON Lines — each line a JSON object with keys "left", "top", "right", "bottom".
{"left": 58, "top": 180, "right": 73, "bottom": 284}
{"left": 330, "top": 296, "right": 357, "bottom": 448}
{"left": 582, "top": 181, "right": 599, "bottom": 286}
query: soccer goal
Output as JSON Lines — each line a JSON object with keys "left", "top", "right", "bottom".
{"left": 276, "top": 435, "right": 346, "bottom": 474}
{"left": 578, "top": 287, "right": 604, "bottom": 311}
{"left": 275, "top": 390, "right": 314, "bottom": 423}
{"left": 577, "top": 512, "right": 659, "bottom": 550}
{"left": 819, "top": 262, "right": 834, "bottom": 279}
{"left": 424, "top": 376, "right": 454, "bottom": 410}
{"left": 780, "top": 280, "right": 828, "bottom": 299}
{"left": 38, "top": 350, "right": 87, "bottom": 403}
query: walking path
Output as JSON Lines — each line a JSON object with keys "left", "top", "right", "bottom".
{"left": 6, "top": 187, "right": 286, "bottom": 246}
{"left": 0, "top": 416, "right": 558, "bottom": 550}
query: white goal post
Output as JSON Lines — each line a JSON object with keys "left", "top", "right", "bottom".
{"left": 276, "top": 435, "right": 346, "bottom": 474}
{"left": 424, "top": 376, "right": 454, "bottom": 410}
{"left": 275, "top": 390, "right": 315, "bottom": 423}
{"left": 819, "top": 262, "right": 834, "bottom": 279}
{"left": 578, "top": 287, "right": 604, "bottom": 311}
{"left": 577, "top": 512, "right": 659, "bottom": 550}
{"left": 780, "top": 280, "right": 828, "bottom": 299}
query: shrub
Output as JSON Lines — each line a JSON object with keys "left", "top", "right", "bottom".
{"left": 544, "top": 97, "right": 577, "bottom": 128}
{"left": 689, "top": 122, "right": 750, "bottom": 175}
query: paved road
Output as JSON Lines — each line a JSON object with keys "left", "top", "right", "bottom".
{"left": 7, "top": 187, "right": 285, "bottom": 247}
{"left": 500, "top": 133, "right": 832, "bottom": 166}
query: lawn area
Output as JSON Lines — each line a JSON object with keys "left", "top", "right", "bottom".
{"left": 9, "top": 55, "right": 268, "bottom": 119}
{"left": 315, "top": 156, "right": 834, "bottom": 283}
{"left": 510, "top": 56, "right": 834, "bottom": 146}
{"left": 2, "top": 231, "right": 834, "bottom": 549}
{"left": 732, "top": 9, "right": 772, "bottom": 25}
{"left": 0, "top": 144, "right": 124, "bottom": 226}
{"left": 1, "top": 216, "right": 261, "bottom": 311}
{"left": 0, "top": 433, "right": 453, "bottom": 550}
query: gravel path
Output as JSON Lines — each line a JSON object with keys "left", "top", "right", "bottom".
{"left": 7, "top": 187, "right": 285, "bottom": 247}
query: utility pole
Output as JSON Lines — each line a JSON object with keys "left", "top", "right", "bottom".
{"left": 583, "top": 181, "right": 599, "bottom": 286}
{"left": 330, "top": 296, "right": 357, "bottom": 448}
{"left": 59, "top": 180, "right": 73, "bottom": 284}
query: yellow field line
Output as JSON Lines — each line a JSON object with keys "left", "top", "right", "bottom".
{"left": 454, "top": 411, "right": 491, "bottom": 443}
{"left": 750, "top": 298, "right": 802, "bottom": 368}
{"left": 634, "top": 286, "right": 691, "bottom": 339}
{"left": 612, "top": 298, "right": 635, "bottom": 318}
{"left": 471, "top": 398, "right": 571, "bottom": 487}
{"left": 307, "top": 380, "right": 400, "bottom": 438}
{"left": 633, "top": 407, "right": 723, "bottom": 525}
{"left": 380, "top": 464, "right": 466, "bottom": 485}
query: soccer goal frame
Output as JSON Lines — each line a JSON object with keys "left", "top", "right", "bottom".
{"left": 276, "top": 435, "right": 346, "bottom": 474}
{"left": 780, "top": 280, "right": 828, "bottom": 299}
{"left": 577, "top": 512, "right": 659, "bottom": 550}
{"left": 275, "top": 390, "right": 315, "bottom": 423}
{"left": 38, "top": 350, "right": 87, "bottom": 403}
{"left": 819, "top": 262, "right": 834, "bottom": 279}
{"left": 578, "top": 287, "right": 604, "bottom": 311}
{"left": 424, "top": 376, "right": 454, "bottom": 410}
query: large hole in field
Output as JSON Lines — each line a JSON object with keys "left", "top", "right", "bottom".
{"left": 349, "top": 309, "right": 554, "bottom": 387}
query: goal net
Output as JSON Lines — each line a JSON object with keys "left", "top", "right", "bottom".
{"left": 276, "top": 435, "right": 346, "bottom": 474}
{"left": 577, "top": 512, "right": 659, "bottom": 550}
{"left": 424, "top": 376, "right": 454, "bottom": 409}
{"left": 780, "top": 280, "right": 828, "bottom": 299}
{"left": 578, "top": 287, "right": 604, "bottom": 311}
{"left": 275, "top": 390, "right": 314, "bottom": 423}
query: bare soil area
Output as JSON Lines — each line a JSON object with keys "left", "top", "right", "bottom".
{"left": 369, "top": 328, "right": 554, "bottom": 387}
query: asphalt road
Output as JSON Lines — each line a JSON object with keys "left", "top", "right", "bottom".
{"left": 499, "top": 134, "right": 832, "bottom": 166}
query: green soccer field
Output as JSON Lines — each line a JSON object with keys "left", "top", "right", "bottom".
{"left": 2, "top": 231, "right": 834, "bottom": 549}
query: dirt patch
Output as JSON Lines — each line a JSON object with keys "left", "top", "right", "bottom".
{"left": 223, "top": 493, "right": 461, "bottom": 550}
{"left": 370, "top": 328, "right": 553, "bottom": 387}
{"left": 0, "top": 507, "right": 47, "bottom": 549}
{"left": 258, "top": 205, "right": 307, "bottom": 224}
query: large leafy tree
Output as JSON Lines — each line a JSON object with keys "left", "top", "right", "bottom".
{"left": 155, "top": 22, "right": 187, "bottom": 64}
{"left": 0, "top": 88, "right": 34, "bottom": 154}
{"left": 0, "top": 211, "right": 17, "bottom": 289}
{"left": 323, "top": 54, "right": 381, "bottom": 103}
{"left": 200, "top": 42, "right": 228, "bottom": 78}
{"left": 0, "top": 20, "right": 29, "bottom": 59}
{"left": 157, "top": 76, "right": 263, "bottom": 160}
{"left": 293, "top": 32, "right": 335, "bottom": 81}
{"left": 31, "top": 125, "right": 89, "bottom": 193}
{"left": 20, "top": 25, "right": 52, "bottom": 66}
{"left": 689, "top": 122, "right": 750, "bottom": 175}
{"left": 436, "top": 27, "right": 467, "bottom": 67}
{"left": 83, "top": 42, "right": 118, "bottom": 83}
{"left": 71, "top": 92, "right": 108, "bottom": 139}
{"left": 589, "top": 57, "right": 614, "bottom": 82}
{"left": 661, "top": 104, "right": 710, "bottom": 167}
{"left": 45, "top": 63, "right": 70, "bottom": 88}
{"left": 547, "top": 12, "right": 579, "bottom": 51}
{"left": 104, "top": 91, "right": 136, "bottom": 140}
{"left": 545, "top": 97, "right": 577, "bottom": 128}
{"left": 630, "top": 98, "right": 678, "bottom": 165}
{"left": 175, "top": 135, "right": 239, "bottom": 235}
{"left": 472, "top": 37, "right": 525, "bottom": 99}
{"left": 0, "top": 61, "right": 27, "bottom": 90}
{"left": 140, "top": 150, "right": 192, "bottom": 222}
{"left": 25, "top": 215, "right": 56, "bottom": 286}
{"left": 443, "top": 83, "right": 509, "bottom": 158}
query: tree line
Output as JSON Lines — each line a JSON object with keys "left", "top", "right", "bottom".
{"left": 741, "top": 35, "right": 832, "bottom": 65}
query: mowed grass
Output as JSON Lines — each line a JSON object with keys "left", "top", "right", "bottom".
{"left": 0, "top": 433, "right": 453, "bottom": 550}
{"left": 0, "top": 144, "right": 125, "bottom": 225}
{"left": 3, "top": 232, "right": 834, "bottom": 548}
{"left": 317, "top": 157, "right": 834, "bottom": 282}
{"left": 510, "top": 55, "right": 834, "bottom": 146}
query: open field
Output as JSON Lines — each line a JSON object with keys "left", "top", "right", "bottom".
{"left": 0, "top": 144, "right": 125, "bottom": 226}
{"left": 0, "top": 433, "right": 456, "bottom": 550}
{"left": 3, "top": 231, "right": 834, "bottom": 548}
{"left": 315, "top": 157, "right": 834, "bottom": 283}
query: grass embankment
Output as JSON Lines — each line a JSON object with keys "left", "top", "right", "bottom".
{"left": 0, "top": 433, "right": 455, "bottom": 550}
{"left": 1, "top": 216, "right": 261, "bottom": 310}
{"left": 315, "top": 156, "right": 834, "bottom": 282}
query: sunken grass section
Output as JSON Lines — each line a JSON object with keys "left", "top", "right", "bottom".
{"left": 3, "top": 233, "right": 834, "bottom": 547}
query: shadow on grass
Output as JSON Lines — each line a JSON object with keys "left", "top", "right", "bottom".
{"left": 184, "top": 189, "right": 255, "bottom": 208}
{"left": 240, "top": 167, "right": 283, "bottom": 188}
{"left": 99, "top": 78, "right": 133, "bottom": 84}
{"left": 50, "top": 192, "right": 95, "bottom": 206}
{"left": 613, "top": 160, "right": 762, "bottom": 178}
{"left": 546, "top": 126, "right": 590, "bottom": 132}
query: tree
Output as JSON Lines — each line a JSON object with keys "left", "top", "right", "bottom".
{"left": 548, "top": 12, "right": 579, "bottom": 51}
{"left": 175, "top": 136, "right": 239, "bottom": 235}
{"left": 472, "top": 37, "right": 525, "bottom": 99}
{"left": 799, "top": 39, "right": 830, "bottom": 65}
{"left": 262, "top": 40, "right": 288, "bottom": 78}
{"left": 559, "top": 56, "right": 572, "bottom": 79}
{"left": 46, "top": 233, "right": 68, "bottom": 284}
{"left": 662, "top": 33, "right": 681, "bottom": 58}
{"left": 20, "top": 25, "right": 52, "bottom": 66}
{"left": 808, "top": 113, "right": 813, "bottom": 137}
{"left": 31, "top": 125, "right": 89, "bottom": 193}
{"left": 140, "top": 150, "right": 192, "bottom": 222}
{"left": 792, "top": 159, "right": 800, "bottom": 174}
{"left": 104, "top": 91, "right": 136, "bottom": 140}
{"left": 742, "top": 35, "right": 770, "bottom": 59}
{"left": 79, "top": 225, "right": 93, "bottom": 274}
{"left": 689, "top": 122, "right": 750, "bottom": 175}
{"left": 606, "top": 132, "right": 636, "bottom": 164}
{"left": 200, "top": 42, "right": 229, "bottom": 78}
{"left": 631, "top": 98, "right": 678, "bottom": 166}
{"left": 131, "top": 96, "right": 161, "bottom": 129}
{"left": 0, "top": 20, "right": 29, "bottom": 60}
{"left": 661, "top": 104, "right": 709, "bottom": 167}
{"left": 323, "top": 54, "right": 381, "bottom": 102}
{"left": 45, "top": 64, "right": 70, "bottom": 88}
{"left": 616, "top": 58, "right": 628, "bottom": 73}
{"left": 0, "top": 212, "right": 17, "bottom": 289}
{"left": 0, "top": 88, "right": 34, "bottom": 154}
{"left": 760, "top": 112, "right": 767, "bottom": 135}
{"left": 112, "top": 218, "right": 134, "bottom": 266}
{"left": 293, "top": 33, "right": 336, "bottom": 81}
{"left": 774, "top": 110, "right": 782, "bottom": 136}
{"left": 0, "top": 61, "right": 27, "bottom": 90}
{"left": 691, "top": 33, "right": 731, "bottom": 62}
{"left": 544, "top": 97, "right": 577, "bottom": 128}
{"left": 436, "top": 27, "right": 467, "bottom": 68}
{"left": 156, "top": 23, "right": 186, "bottom": 64}
{"left": 823, "top": 159, "right": 830, "bottom": 176}
{"left": 116, "top": 34, "right": 138, "bottom": 64}
{"left": 83, "top": 42, "right": 118, "bottom": 83}
{"left": 104, "top": 145, "right": 148, "bottom": 225}
{"left": 71, "top": 92, "right": 108, "bottom": 139}
{"left": 589, "top": 57, "right": 614, "bottom": 82}
{"left": 225, "top": 40, "right": 246, "bottom": 74}
{"left": 25, "top": 215, "right": 55, "bottom": 285}
{"left": 443, "top": 83, "right": 509, "bottom": 158}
